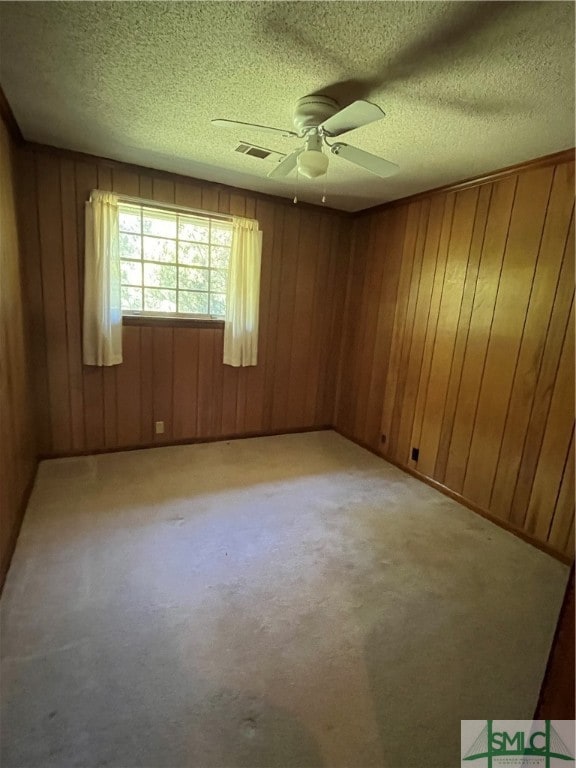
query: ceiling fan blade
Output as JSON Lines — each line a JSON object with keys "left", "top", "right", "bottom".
{"left": 320, "top": 100, "right": 386, "bottom": 137}
{"left": 330, "top": 143, "right": 398, "bottom": 178}
{"left": 212, "top": 119, "right": 297, "bottom": 138}
{"left": 267, "top": 149, "right": 303, "bottom": 179}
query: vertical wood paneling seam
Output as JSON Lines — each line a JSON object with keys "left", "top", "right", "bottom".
{"left": 437, "top": 186, "right": 493, "bottom": 479}
{"left": 170, "top": 326, "right": 175, "bottom": 438}
{"left": 139, "top": 327, "right": 144, "bottom": 441}
{"left": 566, "top": 519, "right": 575, "bottom": 557}
{"left": 343, "top": 220, "right": 367, "bottom": 431}
{"left": 387, "top": 203, "right": 423, "bottom": 450}
{"left": 334, "top": 221, "right": 357, "bottom": 424}
{"left": 35, "top": 151, "right": 57, "bottom": 450}
{"left": 362, "top": 215, "right": 387, "bottom": 434}
{"left": 151, "top": 324, "right": 158, "bottom": 433}
{"left": 284, "top": 210, "right": 303, "bottom": 424}
{"left": 254, "top": 201, "right": 268, "bottom": 430}
{"left": 315, "top": 215, "right": 335, "bottom": 424}
{"left": 271, "top": 206, "right": 292, "bottom": 426}
{"left": 392, "top": 201, "right": 431, "bottom": 454}
{"left": 361, "top": 213, "right": 384, "bottom": 437}
{"left": 508, "top": 208, "right": 574, "bottom": 521}
{"left": 434, "top": 187, "right": 482, "bottom": 477}
{"left": 3, "top": 137, "right": 23, "bottom": 508}
{"left": 263, "top": 206, "right": 282, "bottom": 430}
{"left": 285, "top": 208, "right": 309, "bottom": 426}
{"left": 314, "top": 217, "right": 329, "bottom": 424}
{"left": 31, "top": 151, "right": 52, "bottom": 450}
{"left": 326, "top": 221, "right": 345, "bottom": 423}
{"left": 402, "top": 203, "right": 431, "bottom": 373}
{"left": 405, "top": 197, "right": 447, "bottom": 455}
{"left": 516, "top": 292, "right": 574, "bottom": 529}
{"left": 546, "top": 423, "right": 576, "bottom": 542}
{"left": 461, "top": 175, "right": 519, "bottom": 487}
{"left": 363, "top": 213, "right": 394, "bottom": 444}
{"left": 411, "top": 196, "right": 457, "bottom": 455}
{"left": 306, "top": 212, "right": 323, "bottom": 422}
{"left": 318, "top": 219, "right": 335, "bottom": 423}
{"left": 355, "top": 214, "right": 380, "bottom": 432}
{"left": 487, "top": 169, "right": 558, "bottom": 508}
{"left": 58, "top": 159, "right": 75, "bottom": 451}
{"left": 75, "top": 162, "right": 84, "bottom": 317}
{"left": 195, "top": 328, "right": 202, "bottom": 436}
{"left": 72, "top": 162, "right": 87, "bottom": 449}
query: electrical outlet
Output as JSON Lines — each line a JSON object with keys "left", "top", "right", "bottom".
{"left": 155, "top": 421, "right": 165, "bottom": 434}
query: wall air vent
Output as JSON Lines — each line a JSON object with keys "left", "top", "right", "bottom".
{"left": 235, "top": 143, "right": 285, "bottom": 163}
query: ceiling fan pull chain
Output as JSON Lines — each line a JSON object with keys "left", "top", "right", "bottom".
{"left": 294, "top": 167, "right": 299, "bottom": 204}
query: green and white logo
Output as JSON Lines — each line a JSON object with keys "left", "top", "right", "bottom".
{"left": 461, "top": 720, "right": 575, "bottom": 767}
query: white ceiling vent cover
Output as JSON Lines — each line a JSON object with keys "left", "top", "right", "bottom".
{"left": 235, "top": 143, "right": 285, "bottom": 163}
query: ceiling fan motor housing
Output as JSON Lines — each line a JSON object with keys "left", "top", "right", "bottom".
{"left": 293, "top": 95, "right": 339, "bottom": 135}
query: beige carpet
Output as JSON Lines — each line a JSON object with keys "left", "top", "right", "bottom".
{"left": 0, "top": 431, "right": 568, "bottom": 768}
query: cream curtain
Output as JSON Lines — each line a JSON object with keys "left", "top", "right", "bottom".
{"left": 223, "top": 217, "right": 262, "bottom": 367}
{"left": 82, "top": 190, "right": 122, "bottom": 366}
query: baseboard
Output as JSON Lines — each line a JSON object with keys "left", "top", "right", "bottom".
{"left": 0, "top": 461, "right": 39, "bottom": 595}
{"left": 334, "top": 428, "right": 572, "bottom": 566}
{"left": 38, "top": 425, "right": 333, "bottom": 460}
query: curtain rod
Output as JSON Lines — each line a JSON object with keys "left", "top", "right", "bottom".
{"left": 96, "top": 191, "right": 235, "bottom": 222}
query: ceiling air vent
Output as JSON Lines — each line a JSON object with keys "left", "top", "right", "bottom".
{"left": 235, "top": 143, "right": 285, "bottom": 163}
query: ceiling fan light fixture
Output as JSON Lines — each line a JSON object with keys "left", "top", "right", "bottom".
{"left": 297, "top": 149, "right": 329, "bottom": 179}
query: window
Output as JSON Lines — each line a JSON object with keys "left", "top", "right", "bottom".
{"left": 118, "top": 202, "right": 232, "bottom": 319}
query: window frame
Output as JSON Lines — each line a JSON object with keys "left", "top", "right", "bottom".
{"left": 117, "top": 199, "right": 233, "bottom": 323}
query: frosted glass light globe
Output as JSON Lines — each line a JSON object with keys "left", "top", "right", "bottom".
{"left": 297, "top": 149, "right": 329, "bottom": 179}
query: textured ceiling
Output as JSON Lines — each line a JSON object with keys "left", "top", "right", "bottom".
{"left": 0, "top": 1, "right": 574, "bottom": 212}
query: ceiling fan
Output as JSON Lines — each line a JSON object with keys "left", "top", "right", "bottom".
{"left": 212, "top": 95, "right": 399, "bottom": 180}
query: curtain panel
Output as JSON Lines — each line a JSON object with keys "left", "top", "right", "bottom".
{"left": 82, "top": 190, "right": 122, "bottom": 366}
{"left": 223, "top": 217, "right": 262, "bottom": 367}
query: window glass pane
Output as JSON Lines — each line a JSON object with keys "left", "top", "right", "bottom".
{"left": 178, "top": 217, "right": 209, "bottom": 243}
{"left": 178, "top": 242, "right": 209, "bottom": 267}
{"left": 143, "top": 236, "right": 176, "bottom": 263}
{"left": 142, "top": 211, "right": 176, "bottom": 238}
{"left": 178, "top": 291, "right": 209, "bottom": 315}
{"left": 118, "top": 201, "right": 237, "bottom": 319}
{"left": 119, "top": 207, "right": 141, "bottom": 233}
{"left": 121, "top": 260, "right": 142, "bottom": 286}
{"left": 210, "top": 269, "right": 227, "bottom": 293}
{"left": 121, "top": 286, "right": 143, "bottom": 311}
{"left": 120, "top": 233, "right": 142, "bottom": 260}
{"left": 210, "top": 294, "right": 226, "bottom": 317}
{"left": 211, "top": 246, "right": 230, "bottom": 268}
{"left": 144, "top": 288, "right": 177, "bottom": 313}
{"left": 144, "top": 263, "right": 177, "bottom": 288}
{"left": 179, "top": 267, "right": 208, "bottom": 291}
{"left": 211, "top": 226, "right": 232, "bottom": 246}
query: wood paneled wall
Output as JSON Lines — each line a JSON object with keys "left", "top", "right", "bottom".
{"left": 336, "top": 157, "right": 575, "bottom": 559}
{"left": 18, "top": 145, "right": 350, "bottom": 456}
{"left": 12, "top": 138, "right": 575, "bottom": 561}
{"left": 0, "top": 116, "right": 37, "bottom": 585}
